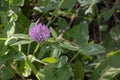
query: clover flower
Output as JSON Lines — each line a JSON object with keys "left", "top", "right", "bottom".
{"left": 29, "top": 23, "right": 50, "bottom": 42}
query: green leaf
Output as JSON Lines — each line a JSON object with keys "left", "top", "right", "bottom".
{"left": 5, "top": 37, "right": 18, "bottom": 45}
{"left": 59, "top": 41, "right": 79, "bottom": 51}
{"left": 0, "top": 65, "right": 15, "bottom": 80}
{"left": 50, "top": 27, "right": 58, "bottom": 39}
{"left": 58, "top": 18, "right": 68, "bottom": 30}
{"left": 101, "top": 9, "right": 114, "bottom": 21}
{"left": 22, "top": 65, "right": 31, "bottom": 77}
{"left": 2, "top": 21, "right": 15, "bottom": 37}
{"left": 51, "top": 48, "right": 61, "bottom": 59}
{"left": 72, "top": 61, "right": 84, "bottom": 80}
{"left": 16, "top": 14, "right": 30, "bottom": 33}
{"left": 27, "top": 55, "right": 36, "bottom": 62}
{"left": 107, "top": 50, "right": 120, "bottom": 58}
{"left": 0, "top": 41, "right": 8, "bottom": 56}
{"left": 60, "top": 0, "right": 77, "bottom": 9}
{"left": 74, "top": 21, "right": 89, "bottom": 47}
{"left": 39, "top": 65, "right": 54, "bottom": 80}
{"left": 8, "top": 10, "right": 18, "bottom": 21}
{"left": 16, "top": 60, "right": 32, "bottom": 77}
{"left": 78, "top": 0, "right": 91, "bottom": 7}
{"left": 102, "top": 33, "right": 117, "bottom": 51}
{"left": 57, "top": 56, "right": 68, "bottom": 68}
{"left": 29, "top": 22, "right": 36, "bottom": 30}
{"left": 0, "top": 11, "right": 8, "bottom": 24}
{"left": 55, "top": 64, "right": 72, "bottom": 80}
{"left": 5, "top": 34, "right": 30, "bottom": 45}
{"left": 9, "top": 0, "right": 24, "bottom": 6}
{"left": 11, "top": 40, "right": 32, "bottom": 45}
{"left": 26, "top": 59, "right": 41, "bottom": 80}
{"left": 85, "top": 6, "right": 93, "bottom": 15}
{"left": 44, "top": 66, "right": 54, "bottom": 80}
{"left": 36, "top": 0, "right": 76, "bottom": 12}
{"left": 0, "top": 0, "right": 9, "bottom": 11}
{"left": 81, "top": 44, "right": 106, "bottom": 55}
{"left": 0, "top": 49, "right": 16, "bottom": 65}
{"left": 36, "top": 0, "right": 58, "bottom": 12}
{"left": 111, "top": 24, "right": 120, "bottom": 41}
{"left": 41, "top": 57, "right": 57, "bottom": 64}
{"left": 99, "top": 24, "right": 108, "bottom": 31}
{"left": 37, "top": 45, "right": 47, "bottom": 59}
{"left": 91, "top": 52, "right": 120, "bottom": 80}
{"left": 78, "top": 0, "right": 101, "bottom": 14}
{"left": 11, "top": 34, "right": 30, "bottom": 39}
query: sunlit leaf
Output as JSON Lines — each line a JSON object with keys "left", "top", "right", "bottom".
{"left": 9, "top": 0, "right": 24, "bottom": 6}
{"left": 11, "top": 40, "right": 32, "bottom": 45}
{"left": 91, "top": 53, "right": 120, "bottom": 80}
{"left": 81, "top": 44, "right": 106, "bottom": 55}
{"left": 5, "top": 37, "right": 17, "bottom": 45}
{"left": 2, "top": 21, "right": 15, "bottom": 37}
{"left": 41, "top": 57, "right": 57, "bottom": 63}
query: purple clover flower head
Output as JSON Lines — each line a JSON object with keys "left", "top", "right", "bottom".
{"left": 29, "top": 23, "right": 50, "bottom": 42}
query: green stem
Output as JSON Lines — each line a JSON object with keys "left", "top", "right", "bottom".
{"left": 11, "top": 46, "right": 26, "bottom": 58}
{"left": 58, "top": 0, "right": 64, "bottom": 8}
{"left": 95, "top": 5, "right": 102, "bottom": 42}
{"left": 27, "top": 43, "right": 31, "bottom": 55}
{"left": 69, "top": 51, "right": 80, "bottom": 63}
{"left": 10, "top": 64, "right": 26, "bottom": 80}
{"left": 0, "top": 38, "right": 7, "bottom": 40}
{"left": 26, "top": 59, "right": 41, "bottom": 80}
{"left": 47, "top": 0, "right": 65, "bottom": 26}
{"left": 33, "top": 43, "right": 40, "bottom": 55}
{"left": 47, "top": 14, "right": 55, "bottom": 26}
{"left": 34, "top": 59, "right": 47, "bottom": 65}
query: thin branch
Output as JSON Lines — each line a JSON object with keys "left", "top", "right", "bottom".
{"left": 58, "top": 4, "right": 80, "bottom": 40}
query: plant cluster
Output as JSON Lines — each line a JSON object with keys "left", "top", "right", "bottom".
{"left": 0, "top": 0, "right": 120, "bottom": 80}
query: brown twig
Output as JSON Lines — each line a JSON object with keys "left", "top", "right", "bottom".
{"left": 115, "top": 0, "right": 120, "bottom": 4}
{"left": 57, "top": 4, "right": 80, "bottom": 40}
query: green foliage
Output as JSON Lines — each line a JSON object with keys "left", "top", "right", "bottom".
{"left": 74, "top": 21, "right": 89, "bottom": 47}
{"left": 59, "top": 40, "right": 79, "bottom": 51}
{"left": 55, "top": 64, "right": 72, "bottom": 80}
{"left": 0, "top": 65, "right": 16, "bottom": 80}
{"left": 72, "top": 61, "right": 84, "bottom": 80}
{"left": 78, "top": 0, "right": 101, "bottom": 14}
{"left": 91, "top": 52, "right": 120, "bottom": 80}
{"left": 50, "top": 27, "right": 58, "bottom": 39}
{"left": 35, "top": 0, "right": 77, "bottom": 12}
{"left": 9, "top": 0, "right": 24, "bottom": 6}
{"left": 41, "top": 57, "right": 57, "bottom": 63}
{"left": 81, "top": 44, "right": 106, "bottom": 55}
{"left": 0, "top": 0, "right": 120, "bottom": 80}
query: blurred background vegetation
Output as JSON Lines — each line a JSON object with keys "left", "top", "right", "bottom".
{"left": 0, "top": 0, "right": 120, "bottom": 80}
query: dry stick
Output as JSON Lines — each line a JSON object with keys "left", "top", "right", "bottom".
{"left": 10, "top": 64, "right": 26, "bottom": 80}
{"left": 114, "top": 15, "right": 120, "bottom": 23}
{"left": 57, "top": 14, "right": 75, "bottom": 39}
{"left": 102, "top": 0, "right": 110, "bottom": 8}
{"left": 115, "top": 0, "right": 120, "bottom": 4}
{"left": 93, "top": 27, "right": 97, "bottom": 42}
{"left": 95, "top": 5, "right": 102, "bottom": 42}
{"left": 113, "top": 0, "right": 120, "bottom": 23}
{"left": 58, "top": 5, "right": 80, "bottom": 39}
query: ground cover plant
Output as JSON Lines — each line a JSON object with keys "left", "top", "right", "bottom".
{"left": 0, "top": 0, "right": 120, "bottom": 80}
